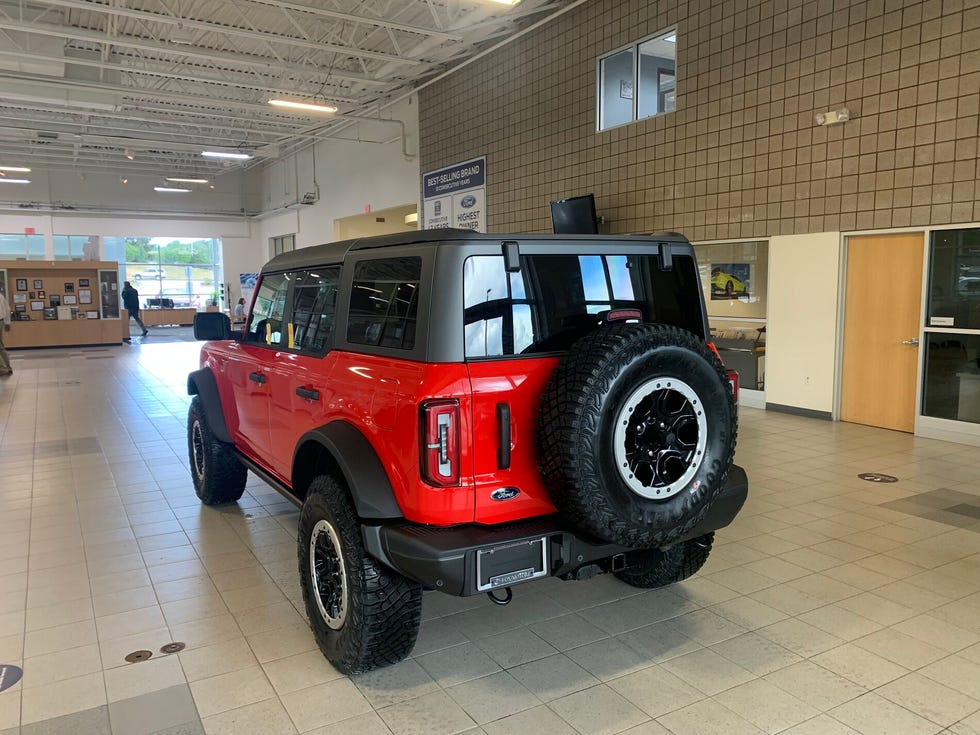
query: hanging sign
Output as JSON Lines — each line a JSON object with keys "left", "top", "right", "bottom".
{"left": 422, "top": 156, "right": 486, "bottom": 232}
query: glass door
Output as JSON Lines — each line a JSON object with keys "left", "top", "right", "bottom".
{"left": 99, "top": 269, "right": 120, "bottom": 319}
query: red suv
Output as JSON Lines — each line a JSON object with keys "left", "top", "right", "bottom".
{"left": 187, "top": 229, "right": 747, "bottom": 673}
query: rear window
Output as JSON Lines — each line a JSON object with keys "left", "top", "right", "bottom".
{"left": 463, "top": 253, "right": 704, "bottom": 358}
{"left": 347, "top": 257, "right": 421, "bottom": 350}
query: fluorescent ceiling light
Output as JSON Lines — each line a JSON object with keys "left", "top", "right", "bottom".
{"left": 0, "top": 166, "right": 31, "bottom": 172}
{"left": 268, "top": 99, "right": 338, "bottom": 113}
{"left": 125, "top": 148, "right": 135, "bottom": 160}
{"left": 202, "top": 150, "right": 253, "bottom": 160}
{"left": 0, "top": 178, "right": 30, "bottom": 184}
{"left": 166, "top": 177, "right": 209, "bottom": 184}
{"left": 154, "top": 186, "right": 190, "bottom": 193}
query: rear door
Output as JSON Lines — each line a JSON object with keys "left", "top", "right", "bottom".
{"left": 265, "top": 267, "right": 342, "bottom": 480}
{"left": 226, "top": 272, "right": 288, "bottom": 461}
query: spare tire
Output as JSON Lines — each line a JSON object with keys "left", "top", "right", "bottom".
{"left": 537, "top": 323, "right": 737, "bottom": 548}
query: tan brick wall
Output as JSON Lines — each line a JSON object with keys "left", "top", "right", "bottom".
{"left": 419, "top": 0, "right": 980, "bottom": 240}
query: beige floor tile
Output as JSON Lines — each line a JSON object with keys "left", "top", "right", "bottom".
{"left": 853, "top": 627, "right": 948, "bottom": 669}
{"left": 261, "top": 648, "right": 343, "bottom": 695}
{"left": 780, "top": 714, "right": 861, "bottom": 735}
{"left": 93, "top": 585, "right": 159, "bottom": 617}
{"left": 96, "top": 604, "right": 166, "bottom": 641}
{"left": 878, "top": 672, "right": 980, "bottom": 728}
{"left": 446, "top": 671, "right": 540, "bottom": 725}
{"left": 607, "top": 663, "right": 703, "bottom": 717}
{"left": 98, "top": 626, "right": 170, "bottom": 670}
{"left": 715, "top": 678, "right": 819, "bottom": 734}
{"left": 220, "top": 582, "right": 289, "bottom": 612}
{"left": 0, "top": 689, "right": 19, "bottom": 730}
{"left": 202, "top": 697, "right": 297, "bottom": 735}
{"left": 830, "top": 692, "right": 943, "bottom": 735}
{"left": 919, "top": 654, "right": 980, "bottom": 700}
{"left": 179, "top": 637, "right": 258, "bottom": 682}
{"left": 22, "top": 643, "right": 102, "bottom": 689}
{"left": 763, "top": 659, "right": 865, "bottom": 711}
{"left": 24, "top": 596, "right": 93, "bottom": 632}
{"left": 660, "top": 647, "right": 755, "bottom": 696}
{"left": 378, "top": 689, "right": 476, "bottom": 735}
{"left": 798, "top": 604, "right": 882, "bottom": 640}
{"left": 527, "top": 613, "right": 608, "bottom": 652}
{"left": 191, "top": 665, "right": 277, "bottom": 718}
{"left": 655, "top": 698, "right": 763, "bottom": 735}
{"left": 0, "top": 633, "right": 23, "bottom": 662}
{"left": 280, "top": 677, "right": 372, "bottom": 732}
{"left": 246, "top": 622, "right": 318, "bottom": 663}
{"left": 482, "top": 705, "right": 578, "bottom": 735}
{"left": 104, "top": 652, "right": 186, "bottom": 701}
{"left": 20, "top": 670, "right": 106, "bottom": 725}
{"left": 304, "top": 711, "right": 394, "bottom": 735}
{"left": 416, "top": 642, "right": 501, "bottom": 687}
{"left": 564, "top": 637, "right": 652, "bottom": 681}
{"left": 23, "top": 618, "right": 97, "bottom": 658}
{"left": 549, "top": 684, "right": 650, "bottom": 735}
{"left": 233, "top": 600, "right": 305, "bottom": 635}
{"left": 161, "top": 593, "right": 229, "bottom": 626}
{"left": 352, "top": 658, "right": 439, "bottom": 708}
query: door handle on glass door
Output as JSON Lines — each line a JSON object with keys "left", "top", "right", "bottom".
{"left": 901, "top": 338, "right": 920, "bottom": 346}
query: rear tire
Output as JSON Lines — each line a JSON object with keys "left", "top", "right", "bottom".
{"left": 298, "top": 475, "right": 422, "bottom": 674}
{"left": 615, "top": 533, "right": 714, "bottom": 589}
{"left": 187, "top": 397, "right": 247, "bottom": 505}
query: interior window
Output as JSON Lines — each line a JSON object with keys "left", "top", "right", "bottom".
{"left": 246, "top": 273, "right": 288, "bottom": 346}
{"left": 289, "top": 267, "right": 340, "bottom": 355}
{"left": 347, "top": 258, "right": 421, "bottom": 350}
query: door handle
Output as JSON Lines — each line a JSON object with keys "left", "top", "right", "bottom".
{"left": 296, "top": 386, "right": 320, "bottom": 401}
{"left": 901, "top": 338, "right": 920, "bottom": 346}
{"left": 248, "top": 371, "right": 266, "bottom": 384}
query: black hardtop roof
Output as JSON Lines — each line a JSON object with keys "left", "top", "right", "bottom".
{"left": 262, "top": 228, "right": 691, "bottom": 274}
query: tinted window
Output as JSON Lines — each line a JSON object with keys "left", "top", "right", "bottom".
{"left": 289, "top": 267, "right": 340, "bottom": 355}
{"left": 347, "top": 258, "right": 421, "bottom": 350}
{"left": 246, "top": 273, "right": 288, "bottom": 346}
{"left": 463, "top": 253, "right": 704, "bottom": 358}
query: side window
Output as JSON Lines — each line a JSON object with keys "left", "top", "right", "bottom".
{"left": 289, "top": 267, "right": 341, "bottom": 355}
{"left": 245, "top": 273, "right": 288, "bottom": 346}
{"left": 347, "top": 257, "right": 421, "bottom": 350}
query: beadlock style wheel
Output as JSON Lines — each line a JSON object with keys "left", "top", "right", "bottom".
{"left": 191, "top": 420, "right": 206, "bottom": 479}
{"left": 309, "top": 519, "right": 348, "bottom": 630}
{"left": 613, "top": 377, "right": 708, "bottom": 500}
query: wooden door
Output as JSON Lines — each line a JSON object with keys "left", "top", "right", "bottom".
{"left": 841, "top": 234, "right": 924, "bottom": 432}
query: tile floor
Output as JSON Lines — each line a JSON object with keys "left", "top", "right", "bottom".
{"left": 0, "top": 336, "right": 978, "bottom": 735}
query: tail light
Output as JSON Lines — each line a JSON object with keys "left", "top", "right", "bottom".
{"left": 420, "top": 399, "right": 460, "bottom": 487}
{"left": 727, "top": 370, "right": 739, "bottom": 401}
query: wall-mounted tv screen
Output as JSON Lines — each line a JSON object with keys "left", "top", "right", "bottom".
{"left": 550, "top": 194, "right": 599, "bottom": 234}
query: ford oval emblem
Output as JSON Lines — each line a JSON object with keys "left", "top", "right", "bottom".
{"left": 491, "top": 487, "right": 520, "bottom": 501}
{"left": 460, "top": 194, "right": 477, "bottom": 209}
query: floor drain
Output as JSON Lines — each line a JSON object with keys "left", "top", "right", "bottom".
{"left": 125, "top": 650, "right": 153, "bottom": 663}
{"left": 160, "top": 642, "right": 186, "bottom": 654}
{"left": 858, "top": 472, "right": 898, "bottom": 483}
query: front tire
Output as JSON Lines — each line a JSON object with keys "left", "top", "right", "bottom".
{"left": 298, "top": 475, "right": 422, "bottom": 674}
{"left": 615, "top": 533, "right": 714, "bottom": 589}
{"left": 187, "top": 397, "right": 247, "bottom": 505}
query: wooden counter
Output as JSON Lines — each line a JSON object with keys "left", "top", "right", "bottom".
{"left": 6, "top": 318, "right": 122, "bottom": 348}
{"left": 133, "top": 308, "right": 198, "bottom": 326}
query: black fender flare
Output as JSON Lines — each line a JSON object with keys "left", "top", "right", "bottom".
{"left": 293, "top": 422, "right": 403, "bottom": 520}
{"left": 187, "top": 368, "right": 232, "bottom": 444}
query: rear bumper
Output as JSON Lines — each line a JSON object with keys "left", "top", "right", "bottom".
{"left": 363, "top": 465, "right": 748, "bottom": 596}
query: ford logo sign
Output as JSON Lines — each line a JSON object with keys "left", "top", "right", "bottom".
{"left": 460, "top": 194, "right": 477, "bottom": 209}
{"left": 490, "top": 487, "right": 520, "bottom": 501}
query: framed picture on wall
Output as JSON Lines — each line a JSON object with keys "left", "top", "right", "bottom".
{"left": 14, "top": 304, "right": 25, "bottom": 313}
{"left": 78, "top": 278, "right": 90, "bottom": 287}
{"left": 15, "top": 278, "right": 27, "bottom": 291}
{"left": 78, "top": 289, "right": 92, "bottom": 304}
{"left": 30, "top": 301, "right": 43, "bottom": 311}
{"left": 13, "top": 294, "right": 25, "bottom": 304}
{"left": 49, "top": 294, "right": 61, "bottom": 307}
{"left": 710, "top": 263, "right": 751, "bottom": 300}
{"left": 64, "top": 282, "right": 75, "bottom": 294}
{"left": 33, "top": 279, "right": 43, "bottom": 290}
{"left": 63, "top": 295, "right": 77, "bottom": 305}
{"left": 38, "top": 290, "right": 46, "bottom": 299}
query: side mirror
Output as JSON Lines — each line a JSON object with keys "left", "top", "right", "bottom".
{"left": 193, "top": 312, "right": 232, "bottom": 341}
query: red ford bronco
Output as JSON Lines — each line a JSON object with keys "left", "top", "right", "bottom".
{"left": 187, "top": 229, "right": 747, "bottom": 673}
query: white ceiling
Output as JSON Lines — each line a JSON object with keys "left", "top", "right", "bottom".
{"left": 0, "top": 0, "right": 565, "bottom": 180}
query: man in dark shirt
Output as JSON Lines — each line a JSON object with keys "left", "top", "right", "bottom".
{"left": 122, "top": 281, "right": 148, "bottom": 338}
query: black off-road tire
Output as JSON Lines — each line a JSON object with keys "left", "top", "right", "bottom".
{"left": 615, "top": 533, "right": 714, "bottom": 589}
{"left": 187, "top": 397, "right": 247, "bottom": 505}
{"left": 298, "top": 475, "right": 422, "bottom": 674}
{"left": 538, "top": 324, "right": 737, "bottom": 548}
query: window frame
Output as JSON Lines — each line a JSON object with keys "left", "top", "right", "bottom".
{"left": 283, "top": 266, "right": 342, "bottom": 358}
{"left": 270, "top": 234, "right": 296, "bottom": 259}
{"left": 346, "top": 256, "right": 422, "bottom": 352}
{"left": 596, "top": 27, "right": 677, "bottom": 132}
{"left": 244, "top": 272, "right": 290, "bottom": 348}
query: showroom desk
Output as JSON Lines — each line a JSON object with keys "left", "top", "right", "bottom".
{"left": 6, "top": 318, "right": 122, "bottom": 348}
{"left": 126, "top": 308, "right": 198, "bottom": 326}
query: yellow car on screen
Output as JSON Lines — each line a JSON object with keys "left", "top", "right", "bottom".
{"left": 711, "top": 269, "right": 747, "bottom": 297}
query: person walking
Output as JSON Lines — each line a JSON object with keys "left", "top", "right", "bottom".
{"left": 0, "top": 287, "right": 12, "bottom": 376}
{"left": 233, "top": 297, "right": 246, "bottom": 323}
{"left": 122, "top": 281, "right": 148, "bottom": 338}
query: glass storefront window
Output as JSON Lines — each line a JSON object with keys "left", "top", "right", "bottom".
{"left": 922, "top": 333, "right": 980, "bottom": 424}
{"left": 0, "top": 233, "right": 46, "bottom": 260}
{"left": 928, "top": 229, "right": 980, "bottom": 331}
{"left": 53, "top": 235, "right": 100, "bottom": 261}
